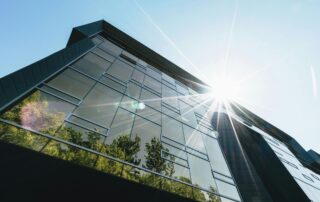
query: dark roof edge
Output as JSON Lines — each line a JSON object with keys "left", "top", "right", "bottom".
{"left": 67, "top": 20, "right": 210, "bottom": 93}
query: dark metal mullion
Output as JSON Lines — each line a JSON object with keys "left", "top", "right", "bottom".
{"left": 161, "top": 79, "right": 176, "bottom": 90}
{"left": 143, "top": 85, "right": 161, "bottom": 97}
{"left": 68, "top": 66, "right": 133, "bottom": 99}
{"left": 161, "top": 154, "right": 189, "bottom": 169}
{"left": 186, "top": 143, "right": 209, "bottom": 156}
{"left": 161, "top": 106, "right": 182, "bottom": 122}
{"left": 161, "top": 136, "right": 186, "bottom": 150}
{"left": 41, "top": 83, "right": 82, "bottom": 101}
{"left": 212, "top": 170, "right": 234, "bottom": 179}
{"left": 102, "top": 74, "right": 127, "bottom": 87}
{"left": 64, "top": 119, "right": 107, "bottom": 138}
{"left": 162, "top": 102, "right": 180, "bottom": 114}
{"left": 90, "top": 48, "right": 115, "bottom": 63}
{"left": 214, "top": 176, "right": 236, "bottom": 186}
{"left": 186, "top": 147, "right": 208, "bottom": 159}
{"left": 161, "top": 149, "right": 188, "bottom": 162}
{"left": 36, "top": 87, "right": 80, "bottom": 106}
{"left": 118, "top": 106, "right": 161, "bottom": 127}
{"left": 186, "top": 151, "right": 209, "bottom": 162}
{"left": 70, "top": 113, "right": 109, "bottom": 131}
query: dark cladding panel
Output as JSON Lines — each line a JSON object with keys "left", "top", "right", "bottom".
{"left": 0, "top": 85, "right": 5, "bottom": 107}
{"left": 0, "top": 75, "right": 18, "bottom": 101}
{"left": 20, "top": 66, "right": 37, "bottom": 87}
{"left": 0, "top": 38, "right": 94, "bottom": 112}
{"left": 215, "top": 113, "right": 310, "bottom": 202}
{"left": 13, "top": 70, "right": 28, "bottom": 95}
{"left": 235, "top": 121, "right": 310, "bottom": 202}
{"left": 214, "top": 113, "right": 274, "bottom": 202}
{"left": 31, "top": 62, "right": 44, "bottom": 82}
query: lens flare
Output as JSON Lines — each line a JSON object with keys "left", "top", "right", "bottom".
{"left": 209, "top": 76, "right": 240, "bottom": 102}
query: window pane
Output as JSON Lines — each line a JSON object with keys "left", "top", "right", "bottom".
{"left": 121, "top": 51, "right": 139, "bottom": 63}
{"left": 120, "top": 96, "right": 139, "bottom": 113}
{"left": 164, "top": 153, "right": 189, "bottom": 168}
{"left": 215, "top": 179, "right": 241, "bottom": 201}
{"left": 176, "top": 83, "right": 189, "bottom": 95}
{"left": 186, "top": 147, "right": 208, "bottom": 160}
{"left": 131, "top": 69, "right": 144, "bottom": 83}
{"left": 144, "top": 75, "right": 161, "bottom": 94}
{"left": 183, "top": 125, "right": 206, "bottom": 153}
{"left": 162, "top": 105, "right": 181, "bottom": 121}
{"left": 162, "top": 73, "right": 175, "bottom": 84}
{"left": 162, "top": 84, "right": 179, "bottom": 110}
{"left": 146, "top": 66, "right": 161, "bottom": 81}
{"left": 163, "top": 143, "right": 187, "bottom": 160}
{"left": 105, "top": 108, "right": 135, "bottom": 145}
{"left": 47, "top": 68, "right": 95, "bottom": 99}
{"left": 131, "top": 117, "right": 161, "bottom": 166}
{"left": 195, "top": 105, "right": 207, "bottom": 117}
{"left": 188, "top": 154, "right": 218, "bottom": 191}
{"left": 213, "top": 172, "right": 234, "bottom": 185}
{"left": 197, "top": 124, "right": 217, "bottom": 138}
{"left": 40, "top": 85, "right": 80, "bottom": 104}
{"left": 137, "top": 59, "right": 148, "bottom": 68}
{"left": 0, "top": 123, "right": 49, "bottom": 151}
{"left": 99, "top": 39, "right": 122, "bottom": 57}
{"left": 179, "top": 101, "right": 198, "bottom": 127}
{"left": 1, "top": 91, "right": 75, "bottom": 135}
{"left": 140, "top": 88, "right": 161, "bottom": 110}
{"left": 125, "top": 82, "right": 141, "bottom": 99}
{"left": 99, "top": 76, "right": 126, "bottom": 93}
{"left": 166, "top": 160, "right": 190, "bottom": 181}
{"left": 137, "top": 105, "right": 161, "bottom": 124}
{"left": 74, "top": 84, "right": 122, "bottom": 128}
{"left": 202, "top": 134, "right": 232, "bottom": 177}
{"left": 107, "top": 60, "right": 134, "bottom": 83}
{"left": 72, "top": 52, "right": 111, "bottom": 79}
{"left": 162, "top": 114, "right": 184, "bottom": 145}
{"left": 56, "top": 122, "right": 105, "bottom": 151}
{"left": 91, "top": 37, "right": 103, "bottom": 45}
{"left": 92, "top": 47, "right": 115, "bottom": 62}
{"left": 68, "top": 115, "right": 107, "bottom": 135}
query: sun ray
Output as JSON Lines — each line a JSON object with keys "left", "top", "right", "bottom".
{"left": 223, "top": 99, "right": 259, "bottom": 186}
{"left": 222, "top": 0, "right": 239, "bottom": 77}
{"left": 310, "top": 65, "right": 318, "bottom": 98}
{"left": 133, "top": 0, "right": 209, "bottom": 82}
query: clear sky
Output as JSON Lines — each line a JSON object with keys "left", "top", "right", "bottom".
{"left": 0, "top": 0, "right": 319, "bottom": 152}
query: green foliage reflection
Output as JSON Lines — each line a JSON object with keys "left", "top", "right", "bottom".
{"left": 0, "top": 90, "right": 222, "bottom": 202}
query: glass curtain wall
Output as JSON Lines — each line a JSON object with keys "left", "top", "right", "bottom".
{"left": 0, "top": 35, "right": 241, "bottom": 202}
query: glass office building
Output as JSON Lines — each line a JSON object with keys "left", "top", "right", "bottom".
{"left": 0, "top": 23, "right": 241, "bottom": 201}
{"left": 0, "top": 20, "right": 319, "bottom": 202}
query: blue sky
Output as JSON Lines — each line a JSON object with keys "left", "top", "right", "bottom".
{"left": 1, "top": 0, "right": 319, "bottom": 152}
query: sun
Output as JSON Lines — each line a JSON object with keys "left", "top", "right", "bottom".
{"left": 209, "top": 76, "right": 240, "bottom": 102}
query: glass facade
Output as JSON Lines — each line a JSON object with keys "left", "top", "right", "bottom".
{"left": 0, "top": 35, "right": 241, "bottom": 202}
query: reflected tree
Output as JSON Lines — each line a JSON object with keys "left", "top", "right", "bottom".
{"left": 144, "top": 137, "right": 174, "bottom": 176}
{"left": 0, "top": 90, "right": 222, "bottom": 202}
